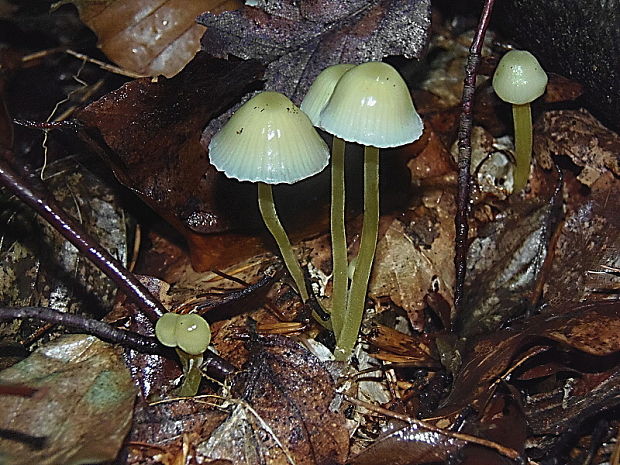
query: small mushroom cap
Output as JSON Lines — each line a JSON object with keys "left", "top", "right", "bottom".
{"left": 300, "top": 64, "right": 355, "bottom": 125}
{"left": 176, "top": 314, "right": 211, "bottom": 355}
{"left": 209, "top": 91, "right": 330, "bottom": 184}
{"left": 318, "top": 62, "right": 423, "bottom": 148}
{"left": 492, "top": 50, "right": 548, "bottom": 105}
{"left": 155, "top": 312, "right": 180, "bottom": 348}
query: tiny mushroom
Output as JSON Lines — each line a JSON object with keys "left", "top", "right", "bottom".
{"left": 301, "top": 63, "right": 354, "bottom": 337}
{"left": 209, "top": 91, "right": 330, "bottom": 303}
{"left": 492, "top": 50, "right": 548, "bottom": 192}
{"left": 317, "top": 61, "right": 423, "bottom": 360}
{"left": 155, "top": 312, "right": 211, "bottom": 396}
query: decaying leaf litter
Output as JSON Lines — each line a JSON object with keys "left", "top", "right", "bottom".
{"left": 0, "top": 1, "right": 619, "bottom": 464}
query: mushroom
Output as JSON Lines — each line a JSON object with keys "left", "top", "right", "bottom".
{"left": 155, "top": 312, "right": 212, "bottom": 396}
{"left": 318, "top": 61, "right": 423, "bottom": 359}
{"left": 301, "top": 63, "right": 354, "bottom": 337}
{"left": 209, "top": 91, "right": 330, "bottom": 303}
{"left": 492, "top": 50, "right": 548, "bottom": 192}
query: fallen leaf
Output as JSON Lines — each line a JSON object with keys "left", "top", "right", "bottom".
{"left": 58, "top": 0, "right": 242, "bottom": 77}
{"left": 348, "top": 421, "right": 465, "bottom": 465}
{"left": 370, "top": 186, "right": 455, "bottom": 331}
{"left": 197, "top": 332, "right": 349, "bottom": 465}
{"left": 0, "top": 335, "right": 136, "bottom": 465}
{"left": 75, "top": 53, "right": 264, "bottom": 238}
{"left": 198, "top": 0, "right": 431, "bottom": 104}
{"left": 535, "top": 109, "right": 620, "bottom": 187}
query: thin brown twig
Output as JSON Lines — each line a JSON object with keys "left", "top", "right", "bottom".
{"left": 453, "top": 0, "right": 497, "bottom": 322}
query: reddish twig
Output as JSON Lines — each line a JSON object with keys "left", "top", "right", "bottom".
{"left": 0, "top": 306, "right": 235, "bottom": 379}
{"left": 453, "top": 0, "right": 496, "bottom": 321}
{"left": 0, "top": 153, "right": 166, "bottom": 322}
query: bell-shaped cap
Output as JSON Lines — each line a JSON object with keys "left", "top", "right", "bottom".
{"left": 301, "top": 64, "right": 354, "bottom": 125}
{"left": 209, "top": 91, "right": 330, "bottom": 184}
{"left": 492, "top": 50, "right": 548, "bottom": 105}
{"left": 318, "top": 62, "right": 423, "bottom": 148}
{"left": 155, "top": 312, "right": 180, "bottom": 348}
{"left": 175, "top": 314, "right": 211, "bottom": 355}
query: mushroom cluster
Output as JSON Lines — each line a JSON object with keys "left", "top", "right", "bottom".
{"left": 208, "top": 61, "right": 423, "bottom": 361}
{"left": 303, "top": 62, "right": 423, "bottom": 360}
{"left": 155, "top": 312, "right": 211, "bottom": 396}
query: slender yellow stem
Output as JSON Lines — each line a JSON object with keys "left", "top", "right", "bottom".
{"left": 512, "top": 103, "right": 532, "bottom": 192}
{"left": 175, "top": 350, "right": 203, "bottom": 397}
{"left": 335, "top": 146, "right": 379, "bottom": 361}
{"left": 330, "top": 136, "right": 348, "bottom": 338}
{"left": 258, "top": 182, "right": 309, "bottom": 302}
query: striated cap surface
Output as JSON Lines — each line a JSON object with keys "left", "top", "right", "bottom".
{"left": 301, "top": 64, "right": 354, "bottom": 125}
{"left": 209, "top": 91, "right": 329, "bottom": 184}
{"left": 492, "top": 50, "right": 548, "bottom": 105}
{"left": 318, "top": 62, "right": 423, "bottom": 148}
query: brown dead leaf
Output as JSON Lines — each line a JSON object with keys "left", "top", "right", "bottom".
{"left": 348, "top": 421, "right": 465, "bottom": 465}
{"left": 437, "top": 300, "right": 620, "bottom": 419}
{"left": 197, "top": 332, "right": 349, "bottom": 465}
{"left": 198, "top": 0, "right": 430, "bottom": 104}
{"left": 535, "top": 109, "right": 620, "bottom": 187}
{"left": 58, "top": 0, "right": 241, "bottom": 77}
{"left": 0, "top": 335, "right": 136, "bottom": 465}
{"left": 371, "top": 186, "right": 455, "bottom": 331}
{"left": 75, "top": 53, "right": 264, "bottom": 237}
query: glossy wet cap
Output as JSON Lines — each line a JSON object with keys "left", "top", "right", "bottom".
{"left": 318, "top": 62, "right": 423, "bottom": 148}
{"left": 492, "top": 50, "right": 548, "bottom": 105}
{"left": 208, "top": 91, "right": 330, "bottom": 184}
{"left": 155, "top": 313, "right": 211, "bottom": 355}
{"left": 301, "top": 64, "right": 355, "bottom": 125}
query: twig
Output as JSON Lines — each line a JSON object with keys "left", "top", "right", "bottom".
{"left": 0, "top": 306, "right": 163, "bottom": 354}
{"left": 344, "top": 395, "right": 531, "bottom": 464}
{"left": 0, "top": 306, "right": 236, "bottom": 379}
{"left": 0, "top": 153, "right": 166, "bottom": 322}
{"left": 453, "top": 0, "right": 496, "bottom": 320}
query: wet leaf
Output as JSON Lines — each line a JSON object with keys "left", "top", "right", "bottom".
{"left": 57, "top": 0, "right": 242, "bottom": 77}
{"left": 524, "top": 365, "right": 620, "bottom": 435}
{"left": 198, "top": 0, "right": 431, "bottom": 104}
{"left": 437, "top": 300, "right": 620, "bottom": 418}
{"left": 0, "top": 335, "right": 136, "bottom": 465}
{"left": 75, "top": 53, "right": 264, "bottom": 237}
{"left": 348, "top": 422, "right": 465, "bottom": 465}
{"left": 197, "top": 332, "right": 349, "bottom": 465}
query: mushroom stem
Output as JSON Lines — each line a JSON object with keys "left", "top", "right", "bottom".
{"left": 512, "top": 103, "right": 533, "bottom": 191}
{"left": 257, "top": 182, "right": 309, "bottom": 302}
{"left": 335, "top": 145, "right": 380, "bottom": 360}
{"left": 330, "top": 136, "right": 348, "bottom": 337}
{"left": 175, "top": 350, "right": 204, "bottom": 397}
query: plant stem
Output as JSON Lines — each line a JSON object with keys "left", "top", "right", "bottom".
{"left": 335, "top": 146, "right": 379, "bottom": 361}
{"left": 175, "top": 350, "right": 203, "bottom": 397}
{"left": 512, "top": 103, "right": 532, "bottom": 192}
{"left": 330, "top": 136, "right": 348, "bottom": 338}
{"left": 257, "top": 182, "right": 309, "bottom": 302}
{"left": 453, "top": 0, "right": 496, "bottom": 321}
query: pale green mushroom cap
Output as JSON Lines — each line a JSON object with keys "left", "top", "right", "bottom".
{"left": 492, "top": 50, "right": 548, "bottom": 105}
{"left": 175, "top": 314, "right": 211, "bottom": 355}
{"left": 318, "top": 62, "right": 423, "bottom": 148}
{"left": 300, "top": 64, "right": 355, "bottom": 125}
{"left": 155, "top": 312, "right": 180, "bottom": 348}
{"left": 208, "top": 91, "right": 330, "bottom": 184}
{"left": 155, "top": 313, "right": 211, "bottom": 355}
